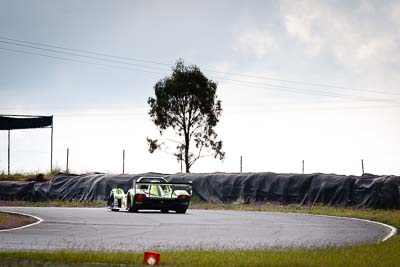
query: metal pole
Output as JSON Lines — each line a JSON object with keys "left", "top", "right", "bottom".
{"left": 302, "top": 160, "right": 304, "bottom": 174}
{"left": 50, "top": 116, "right": 53, "bottom": 172}
{"left": 240, "top": 155, "right": 242, "bottom": 173}
{"left": 122, "top": 149, "right": 125, "bottom": 174}
{"left": 7, "top": 130, "right": 10, "bottom": 176}
{"left": 66, "top": 148, "right": 69, "bottom": 173}
{"left": 361, "top": 159, "right": 364, "bottom": 175}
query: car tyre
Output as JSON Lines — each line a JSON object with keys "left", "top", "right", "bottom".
{"left": 127, "top": 194, "right": 132, "bottom": 212}
{"left": 127, "top": 194, "right": 138, "bottom": 212}
{"left": 108, "top": 194, "right": 113, "bottom": 207}
{"left": 109, "top": 194, "right": 118, "bottom": 211}
{"left": 175, "top": 207, "right": 187, "bottom": 214}
{"left": 161, "top": 208, "right": 169, "bottom": 213}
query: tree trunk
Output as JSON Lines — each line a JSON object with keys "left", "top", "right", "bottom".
{"left": 184, "top": 132, "right": 190, "bottom": 173}
{"left": 185, "top": 161, "right": 190, "bottom": 173}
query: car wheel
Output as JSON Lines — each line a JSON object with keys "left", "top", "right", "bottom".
{"left": 127, "top": 194, "right": 132, "bottom": 212}
{"left": 175, "top": 207, "right": 187, "bottom": 214}
{"left": 127, "top": 194, "right": 138, "bottom": 212}
{"left": 108, "top": 194, "right": 114, "bottom": 209}
{"left": 161, "top": 208, "right": 169, "bottom": 213}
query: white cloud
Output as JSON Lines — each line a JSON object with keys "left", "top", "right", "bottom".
{"left": 391, "top": 1, "right": 400, "bottom": 32}
{"left": 280, "top": 0, "right": 400, "bottom": 68}
{"left": 354, "top": 37, "right": 396, "bottom": 63}
{"left": 213, "top": 61, "right": 234, "bottom": 74}
{"left": 232, "top": 28, "right": 276, "bottom": 58}
{"left": 283, "top": 2, "right": 323, "bottom": 55}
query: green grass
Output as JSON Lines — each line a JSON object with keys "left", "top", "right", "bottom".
{"left": 0, "top": 168, "right": 62, "bottom": 182}
{"left": 0, "top": 212, "right": 7, "bottom": 223}
{"left": 0, "top": 211, "right": 37, "bottom": 230}
{"left": 0, "top": 202, "right": 399, "bottom": 266}
{"left": 190, "top": 201, "right": 400, "bottom": 227}
{"left": 0, "top": 200, "right": 106, "bottom": 208}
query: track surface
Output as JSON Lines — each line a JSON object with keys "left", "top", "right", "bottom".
{"left": 0, "top": 207, "right": 392, "bottom": 251}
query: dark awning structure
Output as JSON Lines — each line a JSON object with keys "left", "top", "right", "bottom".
{"left": 0, "top": 115, "right": 54, "bottom": 175}
{"left": 0, "top": 115, "right": 53, "bottom": 130}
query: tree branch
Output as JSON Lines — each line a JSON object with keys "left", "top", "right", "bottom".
{"left": 189, "top": 124, "right": 203, "bottom": 139}
{"left": 159, "top": 138, "right": 184, "bottom": 145}
{"left": 189, "top": 141, "right": 204, "bottom": 167}
{"left": 190, "top": 153, "right": 214, "bottom": 167}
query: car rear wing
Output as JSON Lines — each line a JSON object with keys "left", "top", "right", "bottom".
{"left": 133, "top": 181, "right": 193, "bottom": 196}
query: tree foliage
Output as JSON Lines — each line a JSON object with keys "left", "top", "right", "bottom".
{"left": 147, "top": 59, "right": 224, "bottom": 173}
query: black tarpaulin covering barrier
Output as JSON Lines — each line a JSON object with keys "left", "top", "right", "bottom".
{"left": 1, "top": 172, "right": 400, "bottom": 209}
{"left": 45, "top": 173, "right": 165, "bottom": 201}
{"left": 0, "top": 115, "right": 52, "bottom": 130}
{"left": 0, "top": 180, "right": 38, "bottom": 201}
{"left": 168, "top": 173, "right": 356, "bottom": 206}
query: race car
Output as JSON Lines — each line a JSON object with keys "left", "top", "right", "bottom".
{"left": 108, "top": 177, "right": 192, "bottom": 214}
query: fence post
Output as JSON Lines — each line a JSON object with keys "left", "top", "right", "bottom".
{"left": 240, "top": 155, "right": 243, "bottom": 173}
{"left": 7, "top": 129, "right": 10, "bottom": 176}
{"left": 122, "top": 150, "right": 125, "bottom": 174}
{"left": 50, "top": 115, "right": 53, "bottom": 172}
{"left": 66, "top": 148, "right": 69, "bottom": 173}
{"left": 361, "top": 159, "right": 364, "bottom": 175}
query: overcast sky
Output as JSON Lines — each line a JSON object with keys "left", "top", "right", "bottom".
{"left": 0, "top": 0, "right": 399, "bottom": 175}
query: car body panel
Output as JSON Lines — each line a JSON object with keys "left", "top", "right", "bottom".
{"left": 108, "top": 176, "right": 192, "bottom": 213}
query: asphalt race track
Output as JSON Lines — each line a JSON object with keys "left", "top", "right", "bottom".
{"left": 0, "top": 207, "right": 393, "bottom": 251}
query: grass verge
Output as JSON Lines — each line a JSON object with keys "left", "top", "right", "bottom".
{"left": 0, "top": 168, "right": 62, "bottom": 182}
{"left": 0, "top": 200, "right": 106, "bottom": 208}
{"left": 190, "top": 201, "right": 400, "bottom": 228}
{"left": 0, "top": 211, "right": 37, "bottom": 230}
{"left": 0, "top": 202, "right": 399, "bottom": 266}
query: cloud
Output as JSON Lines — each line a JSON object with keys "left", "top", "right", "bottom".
{"left": 232, "top": 28, "right": 276, "bottom": 58}
{"left": 213, "top": 61, "right": 234, "bottom": 74}
{"left": 283, "top": 2, "right": 323, "bottom": 55}
{"left": 391, "top": 1, "right": 400, "bottom": 32}
{"left": 280, "top": 1, "right": 400, "bottom": 68}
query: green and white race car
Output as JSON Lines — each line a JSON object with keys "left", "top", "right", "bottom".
{"left": 108, "top": 177, "right": 192, "bottom": 214}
